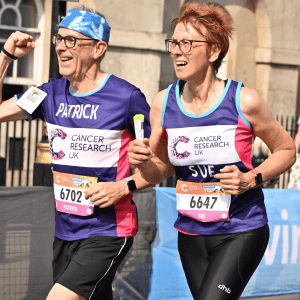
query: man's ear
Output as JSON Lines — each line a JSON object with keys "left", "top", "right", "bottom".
{"left": 209, "top": 44, "right": 221, "bottom": 63}
{"left": 94, "top": 41, "right": 107, "bottom": 60}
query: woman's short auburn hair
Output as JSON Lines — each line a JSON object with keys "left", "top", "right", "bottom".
{"left": 172, "top": 2, "right": 234, "bottom": 74}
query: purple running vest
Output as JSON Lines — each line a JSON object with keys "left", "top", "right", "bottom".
{"left": 16, "top": 74, "right": 151, "bottom": 240}
{"left": 162, "top": 78, "right": 268, "bottom": 235}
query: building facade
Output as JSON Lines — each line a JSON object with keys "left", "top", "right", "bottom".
{"left": 66, "top": 0, "right": 300, "bottom": 118}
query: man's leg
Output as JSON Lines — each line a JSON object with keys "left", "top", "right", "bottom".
{"left": 46, "top": 283, "right": 86, "bottom": 300}
{"left": 51, "top": 236, "right": 133, "bottom": 300}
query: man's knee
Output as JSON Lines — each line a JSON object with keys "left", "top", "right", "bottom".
{"left": 46, "top": 283, "right": 86, "bottom": 300}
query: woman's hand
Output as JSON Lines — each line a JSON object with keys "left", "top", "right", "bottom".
{"left": 214, "top": 165, "right": 256, "bottom": 195}
{"left": 127, "top": 138, "right": 153, "bottom": 167}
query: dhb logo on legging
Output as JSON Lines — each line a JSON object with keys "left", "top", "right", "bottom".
{"left": 218, "top": 284, "right": 231, "bottom": 294}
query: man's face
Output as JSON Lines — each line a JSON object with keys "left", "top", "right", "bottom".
{"left": 55, "top": 28, "right": 96, "bottom": 81}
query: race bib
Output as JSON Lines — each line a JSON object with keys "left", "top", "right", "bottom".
{"left": 53, "top": 171, "right": 97, "bottom": 216}
{"left": 176, "top": 181, "right": 231, "bottom": 222}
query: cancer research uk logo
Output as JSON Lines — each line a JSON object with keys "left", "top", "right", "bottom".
{"left": 170, "top": 136, "right": 191, "bottom": 159}
{"left": 49, "top": 128, "right": 67, "bottom": 160}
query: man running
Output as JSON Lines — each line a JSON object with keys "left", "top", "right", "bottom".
{"left": 0, "top": 5, "right": 152, "bottom": 300}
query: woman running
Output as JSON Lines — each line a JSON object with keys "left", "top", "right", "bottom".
{"left": 127, "top": 2, "right": 296, "bottom": 300}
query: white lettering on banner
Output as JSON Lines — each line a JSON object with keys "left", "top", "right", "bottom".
{"left": 55, "top": 103, "right": 99, "bottom": 120}
{"left": 265, "top": 226, "right": 280, "bottom": 265}
{"left": 282, "top": 225, "right": 289, "bottom": 264}
{"left": 264, "top": 209, "right": 300, "bottom": 265}
{"left": 292, "top": 225, "right": 300, "bottom": 263}
{"left": 189, "top": 165, "right": 215, "bottom": 178}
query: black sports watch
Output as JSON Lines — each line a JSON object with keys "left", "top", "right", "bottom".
{"left": 124, "top": 177, "right": 137, "bottom": 194}
{"left": 252, "top": 170, "right": 263, "bottom": 187}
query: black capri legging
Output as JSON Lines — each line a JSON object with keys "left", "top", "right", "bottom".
{"left": 178, "top": 224, "right": 269, "bottom": 300}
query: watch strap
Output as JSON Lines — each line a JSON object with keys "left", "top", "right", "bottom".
{"left": 124, "top": 177, "right": 137, "bottom": 194}
{"left": 251, "top": 169, "right": 263, "bottom": 187}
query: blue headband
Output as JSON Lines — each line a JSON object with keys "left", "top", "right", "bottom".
{"left": 58, "top": 9, "right": 111, "bottom": 44}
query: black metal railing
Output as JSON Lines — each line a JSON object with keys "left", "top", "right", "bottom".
{"left": 0, "top": 119, "right": 43, "bottom": 186}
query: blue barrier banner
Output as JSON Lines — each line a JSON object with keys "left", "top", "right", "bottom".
{"left": 243, "top": 189, "right": 300, "bottom": 297}
{"left": 148, "top": 187, "right": 192, "bottom": 300}
{"left": 148, "top": 188, "right": 300, "bottom": 299}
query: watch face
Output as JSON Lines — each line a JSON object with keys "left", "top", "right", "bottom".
{"left": 256, "top": 173, "right": 263, "bottom": 185}
{"left": 127, "top": 179, "right": 137, "bottom": 193}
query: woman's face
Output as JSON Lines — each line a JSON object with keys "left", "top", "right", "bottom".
{"left": 171, "top": 22, "right": 214, "bottom": 82}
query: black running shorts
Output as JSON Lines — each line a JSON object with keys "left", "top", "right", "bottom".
{"left": 52, "top": 235, "right": 133, "bottom": 300}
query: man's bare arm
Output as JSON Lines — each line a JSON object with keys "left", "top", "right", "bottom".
{"left": 0, "top": 31, "right": 35, "bottom": 122}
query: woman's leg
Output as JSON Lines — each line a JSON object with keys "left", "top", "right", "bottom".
{"left": 178, "top": 225, "right": 269, "bottom": 300}
{"left": 177, "top": 232, "right": 209, "bottom": 298}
